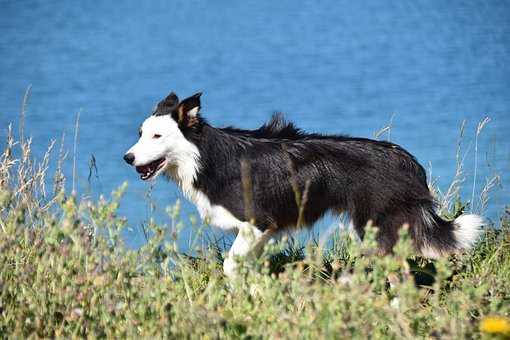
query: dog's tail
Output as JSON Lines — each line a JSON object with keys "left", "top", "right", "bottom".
{"left": 417, "top": 208, "right": 485, "bottom": 258}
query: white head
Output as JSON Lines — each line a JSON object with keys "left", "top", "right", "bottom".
{"left": 123, "top": 92, "right": 202, "bottom": 181}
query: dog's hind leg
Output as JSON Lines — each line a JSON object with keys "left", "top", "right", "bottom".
{"left": 223, "top": 222, "right": 274, "bottom": 280}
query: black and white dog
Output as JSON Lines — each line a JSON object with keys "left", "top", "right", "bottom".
{"left": 124, "top": 91, "right": 484, "bottom": 278}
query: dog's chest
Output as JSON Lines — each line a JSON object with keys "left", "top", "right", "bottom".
{"left": 189, "top": 189, "right": 242, "bottom": 231}
{"left": 166, "top": 167, "right": 242, "bottom": 230}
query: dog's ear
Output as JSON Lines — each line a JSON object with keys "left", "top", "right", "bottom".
{"left": 154, "top": 92, "right": 179, "bottom": 116}
{"left": 174, "top": 92, "right": 202, "bottom": 128}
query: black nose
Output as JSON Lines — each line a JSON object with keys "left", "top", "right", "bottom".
{"left": 123, "top": 153, "right": 135, "bottom": 165}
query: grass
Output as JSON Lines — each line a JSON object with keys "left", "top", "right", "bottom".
{"left": 0, "top": 117, "right": 509, "bottom": 339}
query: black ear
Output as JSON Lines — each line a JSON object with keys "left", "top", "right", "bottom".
{"left": 174, "top": 92, "right": 202, "bottom": 127}
{"left": 154, "top": 92, "right": 179, "bottom": 116}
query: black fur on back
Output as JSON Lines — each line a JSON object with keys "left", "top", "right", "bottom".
{"left": 179, "top": 113, "right": 458, "bottom": 255}
{"left": 222, "top": 113, "right": 305, "bottom": 140}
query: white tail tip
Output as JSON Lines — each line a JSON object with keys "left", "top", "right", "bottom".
{"left": 453, "top": 214, "right": 485, "bottom": 250}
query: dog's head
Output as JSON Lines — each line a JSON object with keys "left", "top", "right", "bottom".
{"left": 123, "top": 91, "right": 202, "bottom": 181}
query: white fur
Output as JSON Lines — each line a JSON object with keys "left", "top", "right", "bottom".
{"left": 453, "top": 214, "right": 485, "bottom": 249}
{"left": 223, "top": 223, "right": 274, "bottom": 279}
{"left": 187, "top": 107, "right": 199, "bottom": 117}
{"left": 126, "top": 115, "right": 187, "bottom": 168}
{"left": 419, "top": 245, "right": 443, "bottom": 259}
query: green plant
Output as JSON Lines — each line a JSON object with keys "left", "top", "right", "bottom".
{"left": 0, "top": 114, "right": 508, "bottom": 339}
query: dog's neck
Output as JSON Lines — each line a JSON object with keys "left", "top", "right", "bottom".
{"left": 163, "top": 137, "right": 202, "bottom": 202}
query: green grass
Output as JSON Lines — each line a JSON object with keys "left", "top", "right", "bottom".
{"left": 0, "top": 121, "right": 509, "bottom": 339}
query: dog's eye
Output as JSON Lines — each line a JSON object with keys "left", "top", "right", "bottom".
{"left": 153, "top": 134, "right": 162, "bottom": 139}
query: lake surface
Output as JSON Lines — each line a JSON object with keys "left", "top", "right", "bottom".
{"left": 1, "top": 1, "right": 509, "bottom": 249}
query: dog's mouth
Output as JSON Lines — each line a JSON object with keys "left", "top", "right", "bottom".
{"left": 136, "top": 158, "right": 167, "bottom": 180}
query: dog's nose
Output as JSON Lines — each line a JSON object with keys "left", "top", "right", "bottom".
{"left": 123, "top": 153, "right": 135, "bottom": 165}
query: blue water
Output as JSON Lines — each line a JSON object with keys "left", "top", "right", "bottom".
{"left": 1, "top": 1, "right": 509, "bottom": 249}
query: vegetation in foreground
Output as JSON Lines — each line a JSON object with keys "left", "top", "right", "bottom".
{"left": 0, "top": 122, "right": 509, "bottom": 339}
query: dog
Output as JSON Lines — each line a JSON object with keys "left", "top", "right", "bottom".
{"left": 124, "top": 91, "right": 484, "bottom": 278}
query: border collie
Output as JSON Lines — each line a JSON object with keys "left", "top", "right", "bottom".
{"left": 124, "top": 91, "right": 484, "bottom": 278}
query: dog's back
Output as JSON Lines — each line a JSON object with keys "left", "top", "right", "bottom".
{"left": 191, "top": 114, "right": 482, "bottom": 256}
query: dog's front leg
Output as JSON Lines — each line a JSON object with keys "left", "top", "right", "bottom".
{"left": 223, "top": 222, "right": 273, "bottom": 280}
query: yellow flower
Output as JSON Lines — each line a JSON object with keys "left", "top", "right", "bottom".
{"left": 480, "top": 316, "right": 510, "bottom": 334}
